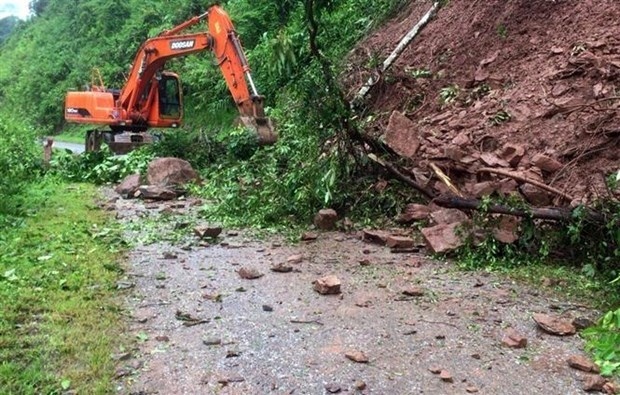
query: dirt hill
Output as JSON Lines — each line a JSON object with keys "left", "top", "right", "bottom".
{"left": 347, "top": 0, "right": 620, "bottom": 206}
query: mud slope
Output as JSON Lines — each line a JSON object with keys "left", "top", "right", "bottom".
{"left": 349, "top": 0, "right": 620, "bottom": 204}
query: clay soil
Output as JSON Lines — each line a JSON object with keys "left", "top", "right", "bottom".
{"left": 345, "top": 0, "right": 620, "bottom": 204}
{"left": 108, "top": 194, "right": 602, "bottom": 395}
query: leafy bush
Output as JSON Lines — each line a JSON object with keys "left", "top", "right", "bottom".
{"left": 0, "top": 114, "right": 41, "bottom": 216}
{"left": 50, "top": 146, "right": 154, "bottom": 184}
{"left": 582, "top": 308, "right": 620, "bottom": 377}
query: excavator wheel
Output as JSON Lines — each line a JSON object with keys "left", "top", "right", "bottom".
{"left": 85, "top": 130, "right": 103, "bottom": 152}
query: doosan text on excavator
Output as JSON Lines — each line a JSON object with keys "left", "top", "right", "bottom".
{"left": 64, "top": 4, "right": 276, "bottom": 153}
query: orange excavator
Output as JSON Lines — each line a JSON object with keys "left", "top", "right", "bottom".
{"left": 64, "top": 4, "right": 276, "bottom": 153}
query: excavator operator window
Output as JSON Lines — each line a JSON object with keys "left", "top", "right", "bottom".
{"left": 158, "top": 76, "right": 181, "bottom": 118}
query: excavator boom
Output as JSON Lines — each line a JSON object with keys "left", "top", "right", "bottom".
{"left": 64, "top": 5, "right": 276, "bottom": 152}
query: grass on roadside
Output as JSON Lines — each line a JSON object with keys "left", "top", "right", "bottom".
{"left": 0, "top": 179, "right": 126, "bottom": 394}
{"left": 53, "top": 126, "right": 88, "bottom": 144}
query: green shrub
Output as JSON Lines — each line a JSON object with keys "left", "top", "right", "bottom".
{"left": 50, "top": 146, "right": 154, "bottom": 184}
{"left": 0, "top": 114, "right": 41, "bottom": 216}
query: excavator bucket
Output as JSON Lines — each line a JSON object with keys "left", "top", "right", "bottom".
{"left": 239, "top": 115, "right": 277, "bottom": 145}
{"left": 237, "top": 96, "right": 277, "bottom": 145}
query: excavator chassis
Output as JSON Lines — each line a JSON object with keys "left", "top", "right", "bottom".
{"left": 85, "top": 129, "right": 158, "bottom": 154}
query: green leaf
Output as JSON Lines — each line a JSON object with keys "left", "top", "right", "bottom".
{"left": 61, "top": 379, "right": 71, "bottom": 390}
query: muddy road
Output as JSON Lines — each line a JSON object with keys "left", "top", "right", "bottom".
{"left": 107, "top": 191, "right": 600, "bottom": 395}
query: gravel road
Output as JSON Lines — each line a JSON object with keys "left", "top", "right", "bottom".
{"left": 106, "top": 190, "right": 601, "bottom": 395}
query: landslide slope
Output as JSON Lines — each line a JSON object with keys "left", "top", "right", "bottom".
{"left": 348, "top": 0, "right": 620, "bottom": 205}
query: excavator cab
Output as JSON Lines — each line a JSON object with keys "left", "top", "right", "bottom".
{"left": 157, "top": 73, "right": 182, "bottom": 119}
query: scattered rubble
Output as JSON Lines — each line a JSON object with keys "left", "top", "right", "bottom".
{"left": 237, "top": 267, "right": 264, "bottom": 280}
{"left": 567, "top": 355, "right": 600, "bottom": 373}
{"left": 194, "top": 225, "right": 223, "bottom": 239}
{"left": 345, "top": 350, "right": 369, "bottom": 363}
{"left": 502, "top": 328, "right": 528, "bottom": 349}
{"left": 313, "top": 275, "right": 342, "bottom": 295}
{"left": 533, "top": 313, "right": 577, "bottom": 336}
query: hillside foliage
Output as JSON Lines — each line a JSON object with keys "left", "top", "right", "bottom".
{"left": 0, "top": 0, "right": 411, "bottom": 224}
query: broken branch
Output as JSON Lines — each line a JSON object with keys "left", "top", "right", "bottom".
{"left": 368, "top": 154, "right": 436, "bottom": 200}
{"left": 433, "top": 195, "right": 604, "bottom": 222}
{"left": 477, "top": 167, "right": 575, "bottom": 202}
{"left": 354, "top": 2, "right": 440, "bottom": 103}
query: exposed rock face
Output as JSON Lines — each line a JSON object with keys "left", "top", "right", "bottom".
{"left": 147, "top": 157, "right": 199, "bottom": 188}
{"left": 116, "top": 173, "right": 141, "bottom": 198}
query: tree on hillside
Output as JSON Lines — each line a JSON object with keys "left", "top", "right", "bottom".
{"left": 0, "top": 16, "right": 19, "bottom": 44}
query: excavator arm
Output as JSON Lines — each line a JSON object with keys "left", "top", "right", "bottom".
{"left": 119, "top": 5, "right": 275, "bottom": 143}
{"left": 65, "top": 5, "right": 276, "bottom": 147}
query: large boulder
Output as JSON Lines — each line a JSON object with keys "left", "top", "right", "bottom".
{"left": 146, "top": 158, "right": 199, "bottom": 188}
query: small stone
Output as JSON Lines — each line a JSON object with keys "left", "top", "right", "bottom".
{"left": 163, "top": 251, "right": 178, "bottom": 260}
{"left": 603, "top": 382, "right": 617, "bottom": 394}
{"left": 262, "top": 304, "right": 273, "bottom": 312}
{"left": 194, "top": 225, "right": 222, "bottom": 239}
{"left": 217, "top": 375, "right": 245, "bottom": 384}
{"left": 386, "top": 235, "right": 415, "bottom": 249}
{"left": 313, "top": 275, "right": 341, "bottom": 295}
{"left": 345, "top": 350, "right": 369, "bottom": 363}
{"left": 271, "top": 263, "right": 293, "bottom": 273}
{"left": 439, "top": 370, "right": 454, "bottom": 383}
{"left": 533, "top": 313, "right": 576, "bottom": 336}
{"left": 362, "top": 229, "right": 390, "bottom": 245}
{"left": 237, "top": 267, "right": 263, "bottom": 280}
{"left": 568, "top": 355, "right": 600, "bottom": 373}
{"left": 314, "top": 208, "right": 338, "bottom": 230}
{"left": 116, "top": 281, "right": 135, "bottom": 290}
{"left": 466, "top": 386, "right": 479, "bottom": 393}
{"left": 359, "top": 259, "right": 372, "bottom": 266}
{"left": 471, "top": 353, "right": 481, "bottom": 360}
{"left": 430, "top": 209, "right": 469, "bottom": 225}
{"left": 202, "top": 337, "right": 222, "bottom": 346}
{"left": 502, "top": 327, "right": 527, "bottom": 348}
{"left": 531, "top": 153, "right": 563, "bottom": 173}
{"left": 301, "top": 232, "right": 319, "bottom": 241}
{"left": 550, "top": 46, "right": 564, "bottom": 54}
{"left": 226, "top": 348, "right": 241, "bottom": 358}
{"left": 583, "top": 375, "right": 608, "bottom": 392}
{"left": 355, "top": 380, "right": 367, "bottom": 390}
{"left": 287, "top": 254, "right": 303, "bottom": 264}
{"left": 155, "top": 335, "right": 170, "bottom": 342}
{"left": 396, "top": 204, "right": 431, "bottom": 223}
{"left": 325, "top": 383, "right": 342, "bottom": 393}
{"left": 429, "top": 366, "right": 442, "bottom": 374}
{"left": 402, "top": 287, "right": 425, "bottom": 297}
{"left": 500, "top": 143, "right": 525, "bottom": 168}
